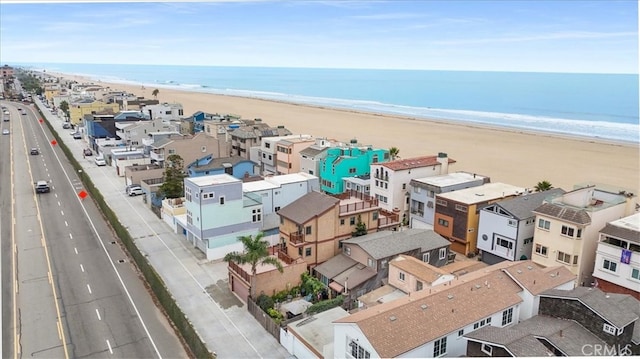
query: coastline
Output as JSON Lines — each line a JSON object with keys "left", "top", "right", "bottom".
{"left": 50, "top": 71, "right": 640, "bottom": 196}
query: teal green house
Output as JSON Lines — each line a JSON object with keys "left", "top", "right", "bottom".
{"left": 319, "top": 145, "right": 389, "bottom": 194}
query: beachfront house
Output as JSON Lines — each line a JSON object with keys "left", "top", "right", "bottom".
{"left": 434, "top": 182, "right": 525, "bottom": 256}
{"left": 531, "top": 184, "right": 636, "bottom": 287}
{"left": 343, "top": 174, "right": 371, "bottom": 198}
{"left": 115, "top": 116, "right": 179, "bottom": 147}
{"left": 70, "top": 100, "right": 120, "bottom": 125}
{"left": 147, "top": 132, "right": 230, "bottom": 169}
{"left": 387, "top": 255, "right": 456, "bottom": 295}
{"left": 141, "top": 102, "right": 184, "bottom": 122}
{"left": 278, "top": 191, "right": 400, "bottom": 269}
{"left": 409, "top": 171, "right": 490, "bottom": 230}
{"left": 332, "top": 260, "right": 575, "bottom": 358}
{"left": 299, "top": 137, "right": 336, "bottom": 176}
{"left": 254, "top": 134, "right": 313, "bottom": 175}
{"left": 187, "top": 155, "right": 258, "bottom": 179}
{"left": 229, "top": 119, "right": 292, "bottom": 159}
{"left": 182, "top": 174, "right": 263, "bottom": 260}
{"left": 319, "top": 140, "right": 389, "bottom": 195}
{"left": 370, "top": 153, "right": 455, "bottom": 226}
{"left": 592, "top": 213, "right": 640, "bottom": 299}
{"left": 477, "top": 188, "right": 566, "bottom": 265}
{"left": 275, "top": 136, "right": 318, "bottom": 175}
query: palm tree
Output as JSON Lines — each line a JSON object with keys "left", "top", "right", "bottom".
{"left": 223, "top": 232, "right": 283, "bottom": 298}
{"left": 152, "top": 88, "right": 159, "bottom": 99}
{"left": 389, "top": 147, "right": 400, "bottom": 160}
{"left": 534, "top": 180, "right": 553, "bottom": 192}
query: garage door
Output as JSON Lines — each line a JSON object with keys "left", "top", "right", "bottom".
{"left": 231, "top": 275, "right": 249, "bottom": 303}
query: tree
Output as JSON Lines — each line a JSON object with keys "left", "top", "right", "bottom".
{"left": 158, "top": 154, "right": 186, "bottom": 198}
{"left": 59, "top": 100, "right": 70, "bottom": 119}
{"left": 389, "top": 147, "right": 400, "bottom": 160}
{"left": 152, "top": 88, "right": 159, "bottom": 99}
{"left": 223, "top": 232, "right": 284, "bottom": 298}
{"left": 351, "top": 215, "right": 368, "bottom": 237}
{"left": 534, "top": 180, "right": 553, "bottom": 192}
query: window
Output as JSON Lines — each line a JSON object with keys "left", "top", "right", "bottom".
{"left": 414, "top": 186, "right": 421, "bottom": 193}
{"left": 538, "top": 218, "right": 550, "bottom": 230}
{"left": 427, "top": 190, "right": 434, "bottom": 198}
{"left": 372, "top": 212, "right": 378, "bottom": 220}
{"left": 573, "top": 255, "right": 579, "bottom": 265}
{"left": 367, "top": 258, "right": 374, "bottom": 267}
{"left": 502, "top": 308, "right": 513, "bottom": 326}
{"left": 416, "top": 281, "right": 423, "bottom": 291}
{"left": 219, "top": 196, "right": 225, "bottom": 205}
{"left": 349, "top": 167, "right": 356, "bottom": 174}
{"left": 508, "top": 219, "right": 517, "bottom": 227}
{"left": 350, "top": 217, "right": 356, "bottom": 225}
{"left": 381, "top": 259, "right": 388, "bottom": 269}
{"left": 437, "top": 218, "right": 449, "bottom": 227}
{"left": 439, "top": 248, "right": 447, "bottom": 260}
{"left": 497, "top": 238, "right": 513, "bottom": 250}
{"left": 603, "top": 259, "right": 617, "bottom": 272}
{"left": 298, "top": 247, "right": 303, "bottom": 256}
{"left": 345, "top": 247, "right": 351, "bottom": 256}
{"left": 305, "top": 225, "right": 312, "bottom": 235}
{"left": 436, "top": 198, "right": 447, "bottom": 206}
{"left": 603, "top": 323, "right": 617, "bottom": 335}
{"left": 305, "top": 248, "right": 312, "bottom": 257}
{"left": 252, "top": 209, "right": 262, "bottom": 222}
{"left": 340, "top": 218, "right": 345, "bottom": 225}
{"left": 481, "top": 344, "right": 493, "bottom": 356}
{"left": 457, "top": 329, "right": 464, "bottom": 337}
{"left": 561, "top": 225, "right": 576, "bottom": 237}
{"left": 275, "top": 206, "right": 280, "bottom": 212}
{"left": 433, "top": 337, "right": 447, "bottom": 357}
{"left": 535, "top": 244, "right": 548, "bottom": 256}
{"left": 349, "top": 340, "right": 370, "bottom": 359}
{"left": 399, "top": 272, "right": 405, "bottom": 281}
{"left": 576, "top": 229, "right": 582, "bottom": 239}
{"left": 402, "top": 183, "right": 406, "bottom": 190}
{"left": 422, "top": 252, "right": 430, "bottom": 263}
{"left": 631, "top": 267, "right": 640, "bottom": 280}
{"left": 557, "top": 251, "right": 571, "bottom": 264}
{"left": 455, "top": 204, "right": 467, "bottom": 212}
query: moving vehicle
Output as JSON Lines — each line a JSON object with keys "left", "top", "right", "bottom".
{"left": 62, "top": 122, "right": 71, "bottom": 129}
{"left": 30, "top": 148, "right": 39, "bottom": 155}
{"left": 83, "top": 148, "right": 92, "bottom": 156}
{"left": 72, "top": 132, "right": 82, "bottom": 139}
{"left": 35, "top": 180, "right": 50, "bottom": 193}
{"left": 127, "top": 186, "right": 144, "bottom": 196}
{"left": 94, "top": 156, "right": 106, "bottom": 166}
{"left": 2, "top": 129, "right": 9, "bottom": 135}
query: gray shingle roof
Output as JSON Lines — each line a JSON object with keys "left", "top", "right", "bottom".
{"left": 314, "top": 254, "right": 358, "bottom": 279}
{"left": 342, "top": 229, "right": 450, "bottom": 260}
{"left": 600, "top": 222, "right": 640, "bottom": 243}
{"left": 493, "top": 188, "right": 565, "bottom": 219}
{"left": 533, "top": 203, "right": 592, "bottom": 225}
{"left": 299, "top": 146, "right": 327, "bottom": 157}
{"left": 541, "top": 287, "right": 639, "bottom": 328}
{"left": 277, "top": 191, "right": 339, "bottom": 225}
{"left": 190, "top": 156, "right": 252, "bottom": 172}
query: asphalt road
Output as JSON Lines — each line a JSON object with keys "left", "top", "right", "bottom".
{"left": 2, "top": 100, "right": 189, "bottom": 359}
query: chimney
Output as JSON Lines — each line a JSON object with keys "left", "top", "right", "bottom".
{"left": 437, "top": 152, "right": 449, "bottom": 174}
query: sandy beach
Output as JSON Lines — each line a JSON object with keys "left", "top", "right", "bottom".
{"left": 56, "top": 73, "right": 640, "bottom": 197}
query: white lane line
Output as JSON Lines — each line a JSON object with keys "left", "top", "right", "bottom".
{"left": 80, "top": 264, "right": 84, "bottom": 272}
{"left": 95, "top": 309, "right": 101, "bottom": 321}
{"left": 57, "top": 201, "right": 61, "bottom": 206}
{"left": 87, "top": 284, "right": 92, "bottom": 294}
{"left": 106, "top": 339, "right": 113, "bottom": 354}
{"left": 60, "top": 210, "right": 64, "bottom": 216}
{"left": 69, "top": 233, "right": 73, "bottom": 239}
{"left": 65, "top": 221, "right": 68, "bottom": 227}
{"left": 54, "top": 193, "right": 58, "bottom": 198}
{"left": 74, "top": 247, "right": 78, "bottom": 254}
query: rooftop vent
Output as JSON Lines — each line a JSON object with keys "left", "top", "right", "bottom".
{"left": 389, "top": 316, "right": 397, "bottom": 322}
{"left": 420, "top": 304, "right": 428, "bottom": 310}
{"left": 475, "top": 284, "right": 481, "bottom": 289}
{"left": 527, "top": 266, "right": 533, "bottom": 270}
{"left": 516, "top": 270, "right": 523, "bottom": 274}
{"left": 447, "top": 294, "right": 454, "bottom": 300}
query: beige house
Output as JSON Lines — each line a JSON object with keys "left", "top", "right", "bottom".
{"left": 275, "top": 136, "right": 317, "bottom": 175}
{"left": 278, "top": 191, "right": 400, "bottom": 269}
{"left": 388, "top": 255, "right": 456, "bottom": 294}
{"left": 149, "top": 132, "right": 230, "bottom": 169}
{"left": 531, "top": 184, "right": 635, "bottom": 286}
{"left": 69, "top": 100, "right": 120, "bottom": 125}
{"left": 123, "top": 163, "right": 164, "bottom": 187}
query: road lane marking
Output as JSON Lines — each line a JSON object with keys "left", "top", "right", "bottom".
{"left": 106, "top": 339, "right": 113, "bottom": 354}
{"left": 87, "top": 284, "right": 92, "bottom": 294}
{"left": 60, "top": 210, "right": 64, "bottom": 216}
{"left": 55, "top": 193, "right": 58, "bottom": 198}
{"left": 57, "top": 320, "right": 63, "bottom": 340}
{"left": 95, "top": 309, "right": 101, "bottom": 321}
{"left": 69, "top": 233, "right": 73, "bottom": 239}
{"left": 58, "top": 201, "right": 61, "bottom": 206}
{"left": 65, "top": 221, "right": 68, "bottom": 227}
{"left": 80, "top": 264, "right": 84, "bottom": 272}
{"left": 74, "top": 247, "right": 78, "bottom": 254}
{"left": 48, "top": 271, "right": 52, "bottom": 284}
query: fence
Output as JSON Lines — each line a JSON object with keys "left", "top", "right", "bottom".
{"left": 246, "top": 297, "right": 282, "bottom": 342}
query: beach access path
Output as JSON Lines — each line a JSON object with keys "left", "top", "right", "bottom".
{"left": 38, "top": 103, "right": 292, "bottom": 359}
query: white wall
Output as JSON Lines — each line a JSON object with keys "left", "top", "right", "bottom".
{"left": 478, "top": 209, "right": 519, "bottom": 261}
{"left": 333, "top": 324, "right": 379, "bottom": 359}
{"left": 280, "top": 328, "right": 319, "bottom": 359}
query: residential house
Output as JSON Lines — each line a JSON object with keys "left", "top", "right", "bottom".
{"left": 1, "top": 64, "right": 15, "bottom": 80}
{"left": 592, "top": 213, "right": 640, "bottom": 299}
{"left": 148, "top": 132, "right": 230, "bottom": 169}
{"left": 84, "top": 111, "right": 150, "bottom": 147}
{"left": 343, "top": 175, "right": 371, "bottom": 199}
{"left": 299, "top": 137, "right": 336, "bottom": 177}
{"left": 319, "top": 141, "right": 389, "bottom": 195}
{"left": 477, "top": 189, "right": 566, "bottom": 265}
{"left": 316, "top": 229, "right": 451, "bottom": 309}
{"left": 115, "top": 97, "right": 159, "bottom": 111}
{"left": 141, "top": 102, "right": 184, "bottom": 121}
{"left": 275, "top": 136, "right": 318, "bottom": 175}
{"left": 370, "top": 153, "right": 456, "bottom": 225}
{"left": 409, "top": 172, "right": 490, "bottom": 229}
{"left": 280, "top": 307, "right": 350, "bottom": 359}
{"left": 278, "top": 191, "right": 400, "bottom": 269}
{"left": 531, "top": 184, "right": 636, "bottom": 286}
{"left": 332, "top": 260, "right": 575, "bottom": 358}
{"left": 255, "top": 134, "right": 313, "bottom": 175}
{"left": 229, "top": 119, "right": 292, "bottom": 159}
{"left": 182, "top": 174, "right": 263, "bottom": 260}
{"left": 435, "top": 182, "right": 525, "bottom": 256}
{"left": 387, "top": 255, "right": 456, "bottom": 295}
{"left": 466, "top": 286, "right": 640, "bottom": 356}
{"left": 124, "top": 163, "right": 164, "bottom": 188}
{"left": 115, "top": 117, "right": 178, "bottom": 147}
{"left": 187, "top": 155, "right": 258, "bottom": 179}
{"left": 70, "top": 100, "right": 120, "bottom": 125}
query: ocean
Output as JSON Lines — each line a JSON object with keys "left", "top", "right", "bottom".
{"left": 20, "top": 63, "right": 640, "bottom": 144}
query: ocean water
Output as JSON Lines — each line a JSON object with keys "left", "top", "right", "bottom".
{"left": 20, "top": 63, "right": 640, "bottom": 143}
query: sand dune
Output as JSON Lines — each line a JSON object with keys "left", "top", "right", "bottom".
{"left": 57, "top": 73, "right": 640, "bottom": 197}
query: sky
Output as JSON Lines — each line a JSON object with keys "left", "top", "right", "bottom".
{"left": 0, "top": 0, "right": 638, "bottom": 73}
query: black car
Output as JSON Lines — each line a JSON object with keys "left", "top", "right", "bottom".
{"left": 62, "top": 123, "right": 71, "bottom": 129}
{"left": 30, "top": 148, "right": 39, "bottom": 155}
{"left": 83, "top": 148, "right": 92, "bottom": 156}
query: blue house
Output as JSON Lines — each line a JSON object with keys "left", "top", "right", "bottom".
{"left": 187, "top": 154, "right": 258, "bottom": 179}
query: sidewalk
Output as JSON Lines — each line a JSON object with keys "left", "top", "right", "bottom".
{"left": 38, "top": 105, "right": 292, "bottom": 359}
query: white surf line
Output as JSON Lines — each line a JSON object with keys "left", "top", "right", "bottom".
{"left": 101, "top": 174, "right": 262, "bottom": 357}
{"left": 33, "top": 113, "right": 163, "bottom": 359}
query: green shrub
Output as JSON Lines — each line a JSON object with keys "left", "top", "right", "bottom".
{"left": 306, "top": 295, "right": 344, "bottom": 315}
{"left": 267, "top": 307, "right": 284, "bottom": 324}
{"left": 273, "top": 289, "right": 289, "bottom": 303}
{"left": 256, "top": 294, "right": 274, "bottom": 311}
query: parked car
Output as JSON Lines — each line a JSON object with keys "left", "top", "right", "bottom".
{"left": 35, "top": 180, "right": 50, "bottom": 193}
{"left": 30, "top": 148, "right": 39, "bottom": 155}
{"left": 94, "top": 157, "right": 106, "bottom": 166}
{"left": 2, "top": 129, "right": 9, "bottom": 135}
{"left": 83, "top": 148, "right": 92, "bottom": 156}
{"left": 72, "top": 132, "right": 82, "bottom": 140}
{"left": 62, "top": 123, "right": 71, "bottom": 129}
{"left": 127, "top": 186, "right": 144, "bottom": 196}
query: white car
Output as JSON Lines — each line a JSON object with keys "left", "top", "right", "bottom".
{"left": 127, "top": 186, "right": 144, "bottom": 196}
{"left": 2, "top": 129, "right": 9, "bottom": 135}
{"left": 94, "top": 157, "right": 106, "bottom": 166}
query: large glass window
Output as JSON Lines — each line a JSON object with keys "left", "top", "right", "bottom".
{"left": 603, "top": 259, "right": 617, "bottom": 272}
{"left": 433, "top": 337, "right": 447, "bottom": 357}
{"left": 502, "top": 307, "right": 514, "bottom": 326}
{"left": 538, "top": 218, "right": 550, "bottom": 230}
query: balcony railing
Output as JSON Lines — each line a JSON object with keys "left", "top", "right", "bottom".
{"left": 228, "top": 261, "right": 251, "bottom": 283}
{"left": 277, "top": 250, "right": 295, "bottom": 265}
{"left": 378, "top": 209, "right": 400, "bottom": 228}
{"left": 149, "top": 151, "right": 164, "bottom": 162}
{"left": 339, "top": 198, "right": 378, "bottom": 214}
{"left": 289, "top": 231, "right": 305, "bottom": 245}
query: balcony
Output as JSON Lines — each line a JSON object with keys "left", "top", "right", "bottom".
{"left": 228, "top": 261, "right": 251, "bottom": 283}
{"left": 277, "top": 250, "right": 295, "bottom": 265}
{"left": 142, "top": 137, "right": 154, "bottom": 146}
{"left": 378, "top": 209, "right": 400, "bottom": 229}
{"left": 289, "top": 231, "right": 305, "bottom": 246}
{"left": 334, "top": 193, "right": 379, "bottom": 215}
{"left": 149, "top": 150, "right": 164, "bottom": 162}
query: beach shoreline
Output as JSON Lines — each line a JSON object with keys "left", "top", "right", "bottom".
{"left": 48, "top": 71, "right": 640, "bottom": 196}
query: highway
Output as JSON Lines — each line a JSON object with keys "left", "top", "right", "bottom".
{"left": 1, "top": 100, "right": 188, "bottom": 358}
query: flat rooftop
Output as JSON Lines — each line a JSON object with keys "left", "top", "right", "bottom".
{"left": 187, "top": 174, "right": 239, "bottom": 186}
{"left": 413, "top": 172, "right": 487, "bottom": 187}
{"left": 609, "top": 213, "right": 640, "bottom": 232}
{"left": 438, "top": 182, "right": 525, "bottom": 204}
